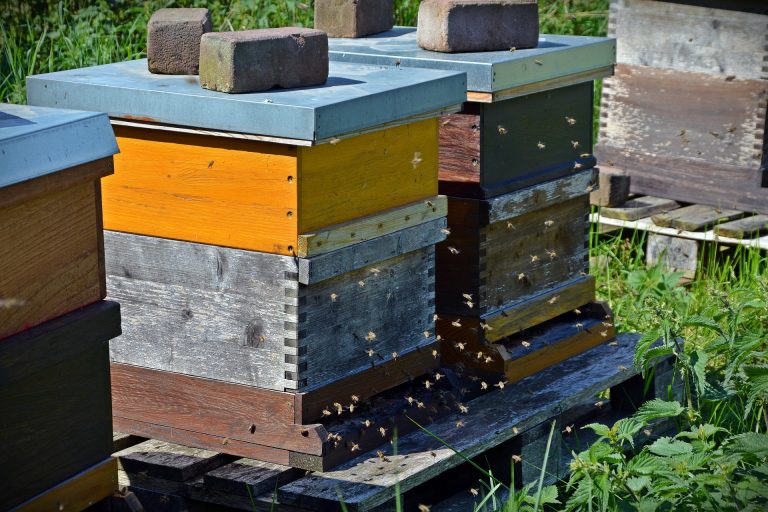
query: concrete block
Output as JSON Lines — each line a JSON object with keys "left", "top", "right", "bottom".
{"left": 199, "top": 28, "right": 329, "bottom": 93}
{"left": 147, "top": 8, "right": 212, "bottom": 75}
{"left": 591, "top": 166, "right": 631, "bottom": 207}
{"left": 417, "top": 0, "right": 539, "bottom": 53}
{"left": 315, "top": 0, "right": 394, "bottom": 38}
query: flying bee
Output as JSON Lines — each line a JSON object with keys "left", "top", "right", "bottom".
{"left": 348, "top": 403, "right": 356, "bottom": 413}
{"left": 417, "top": 400, "right": 426, "bottom": 409}
{"left": 513, "top": 427, "right": 519, "bottom": 434}
{"left": 350, "top": 442, "right": 360, "bottom": 452}
{"left": 507, "top": 221, "right": 517, "bottom": 230}
{"left": 530, "top": 254, "right": 540, "bottom": 263}
{"left": 462, "top": 293, "right": 473, "bottom": 301}
{"left": 480, "top": 321, "right": 493, "bottom": 331}
{"left": 379, "top": 426, "right": 388, "bottom": 437}
{"left": 512, "top": 455, "right": 522, "bottom": 463}
{"left": 322, "top": 408, "right": 332, "bottom": 417}
{"left": 602, "top": 321, "right": 614, "bottom": 327}
{"left": 406, "top": 396, "right": 415, "bottom": 405}
{"left": 470, "top": 488, "right": 479, "bottom": 497}
{"left": 351, "top": 395, "right": 359, "bottom": 403}
{"left": 601, "top": 330, "right": 609, "bottom": 337}
{"left": 424, "top": 379, "right": 432, "bottom": 390}
{"left": 565, "top": 116, "right": 576, "bottom": 125}
{"left": 548, "top": 295, "right": 560, "bottom": 305}
{"left": 480, "top": 381, "right": 488, "bottom": 390}
{"left": 537, "top": 141, "right": 546, "bottom": 149}
{"left": 534, "top": 59, "right": 543, "bottom": 65}
{"left": 509, "top": 46, "right": 517, "bottom": 52}
{"left": 365, "top": 331, "right": 376, "bottom": 341}
{"left": 441, "top": 227, "right": 451, "bottom": 235}
{"left": 571, "top": 140, "right": 580, "bottom": 148}
{"left": 329, "top": 137, "right": 341, "bottom": 145}
{"left": 595, "top": 401, "right": 605, "bottom": 408}
{"left": 423, "top": 330, "right": 431, "bottom": 338}
{"left": 574, "top": 308, "right": 582, "bottom": 315}
{"left": 518, "top": 272, "right": 527, "bottom": 281}
{"left": 333, "top": 402, "right": 343, "bottom": 415}
{"left": 563, "top": 425, "right": 574, "bottom": 434}
{"left": 574, "top": 322, "right": 584, "bottom": 330}
{"left": 456, "top": 420, "right": 466, "bottom": 428}
{"left": 455, "top": 342, "right": 466, "bottom": 350}
{"left": 358, "top": 280, "right": 366, "bottom": 288}
{"left": 432, "top": 349, "right": 439, "bottom": 359}
{"left": 521, "top": 340, "right": 531, "bottom": 348}
{"left": 362, "top": 419, "right": 372, "bottom": 428}
{"left": 484, "top": 356, "right": 493, "bottom": 364}
{"left": 497, "top": 125, "right": 508, "bottom": 135}
{"left": 433, "top": 314, "right": 440, "bottom": 322}
{"left": 495, "top": 380, "right": 507, "bottom": 390}
{"left": 465, "top": 300, "right": 474, "bottom": 309}
{"left": 609, "top": 340, "right": 618, "bottom": 347}
{"left": 451, "top": 319, "right": 462, "bottom": 327}
{"left": 447, "top": 246, "right": 460, "bottom": 255}
{"left": 366, "top": 348, "right": 376, "bottom": 357}
{"left": 544, "top": 219, "right": 555, "bottom": 228}
{"left": 618, "top": 365, "right": 628, "bottom": 371}
{"left": 574, "top": 162, "right": 583, "bottom": 169}
{"left": 377, "top": 449, "right": 390, "bottom": 462}
{"left": 330, "top": 293, "right": 339, "bottom": 302}
{"left": 585, "top": 183, "right": 595, "bottom": 192}
{"left": 441, "top": 118, "right": 452, "bottom": 126}
{"left": 391, "top": 351, "right": 398, "bottom": 360}
{"left": 546, "top": 249, "right": 557, "bottom": 260}
{"left": 411, "top": 152, "right": 423, "bottom": 169}
{"left": 418, "top": 505, "right": 431, "bottom": 512}
{"left": 434, "top": 372, "right": 444, "bottom": 381}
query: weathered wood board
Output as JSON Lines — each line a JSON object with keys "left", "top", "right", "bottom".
{"left": 609, "top": 0, "right": 768, "bottom": 79}
{"left": 0, "top": 178, "right": 106, "bottom": 339}
{"left": 651, "top": 204, "right": 744, "bottom": 231}
{"left": 713, "top": 214, "right": 768, "bottom": 238}
{"left": 106, "top": 229, "right": 439, "bottom": 392}
{"left": 104, "top": 120, "right": 438, "bottom": 256}
{"left": 439, "top": 83, "right": 595, "bottom": 198}
{"left": 436, "top": 169, "right": 595, "bottom": 317}
{"left": 599, "top": 195, "right": 680, "bottom": 221}
{"left": 441, "top": 302, "right": 616, "bottom": 383}
{"left": 0, "top": 301, "right": 120, "bottom": 511}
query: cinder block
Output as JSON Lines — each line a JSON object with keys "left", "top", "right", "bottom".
{"left": 147, "top": 8, "right": 212, "bottom": 75}
{"left": 199, "top": 28, "right": 329, "bottom": 93}
{"left": 315, "top": 0, "right": 394, "bottom": 38}
{"left": 590, "top": 166, "right": 630, "bottom": 207}
{"left": 417, "top": 0, "right": 539, "bottom": 53}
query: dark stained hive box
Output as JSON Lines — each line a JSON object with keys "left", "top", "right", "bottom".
{"left": 0, "top": 103, "right": 120, "bottom": 511}
{"left": 328, "top": 27, "right": 616, "bottom": 198}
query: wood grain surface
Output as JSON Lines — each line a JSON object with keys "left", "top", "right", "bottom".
{"left": 1, "top": 180, "right": 105, "bottom": 339}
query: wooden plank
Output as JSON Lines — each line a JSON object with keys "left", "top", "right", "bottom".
{"left": 438, "top": 110, "right": 482, "bottom": 185}
{"left": 598, "top": 64, "right": 766, "bottom": 172}
{"left": 611, "top": 0, "right": 768, "bottom": 79}
{"left": 590, "top": 166, "right": 630, "bottom": 207}
{"left": 298, "top": 119, "right": 439, "bottom": 234}
{"left": 592, "top": 212, "right": 768, "bottom": 250}
{"left": 277, "top": 333, "right": 645, "bottom": 511}
{"left": 204, "top": 459, "right": 301, "bottom": 498}
{"left": 483, "top": 276, "right": 596, "bottom": 341}
{"left": 646, "top": 233, "right": 699, "bottom": 280}
{"left": 115, "top": 440, "right": 235, "bottom": 482}
{"left": 298, "top": 217, "right": 446, "bottom": 284}
{"left": 1, "top": 180, "right": 104, "bottom": 339}
{"left": 713, "top": 214, "right": 768, "bottom": 238}
{"left": 110, "top": 363, "right": 325, "bottom": 454}
{"left": 599, "top": 195, "right": 680, "bottom": 221}
{"left": 108, "top": 125, "right": 299, "bottom": 255}
{"left": 11, "top": 459, "right": 117, "bottom": 512}
{"left": 113, "top": 433, "right": 147, "bottom": 453}
{"left": 651, "top": 204, "right": 744, "bottom": 231}
{"left": 0, "top": 156, "right": 113, "bottom": 210}
{"left": 297, "top": 196, "right": 446, "bottom": 257}
{"left": 485, "top": 168, "right": 596, "bottom": 224}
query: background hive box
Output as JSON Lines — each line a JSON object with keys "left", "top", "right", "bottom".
{"left": 0, "top": 301, "right": 120, "bottom": 510}
{"left": 26, "top": 59, "right": 466, "bottom": 255}
{"left": 596, "top": 0, "right": 768, "bottom": 213}
{"left": 106, "top": 216, "right": 444, "bottom": 393}
{"left": 436, "top": 169, "right": 595, "bottom": 323}
{"left": 0, "top": 104, "right": 118, "bottom": 340}
{"left": 328, "top": 27, "right": 616, "bottom": 198}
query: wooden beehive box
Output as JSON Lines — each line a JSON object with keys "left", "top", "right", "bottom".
{"left": 0, "top": 103, "right": 120, "bottom": 510}
{"left": 597, "top": 0, "right": 768, "bottom": 213}
{"left": 0, "top": 104, "right": 118, "bottom": 339}
{"left": 328, "top": 28, "right": 616, "bottom": 198}
{"left": 27, "top": 60, "right": 466, "bottom": 255}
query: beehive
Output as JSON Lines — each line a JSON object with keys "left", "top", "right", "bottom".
{"left": 0, "top": 103, "right": 120, "bottom": 510}
{"left": 327, "top": 29, "right": 617, "bottom": 377}
{"left": 329, "top": 28, "right": 615, "bottom": 198}
{"left": 27, "top": 60, "right": 466, "bottom": 470}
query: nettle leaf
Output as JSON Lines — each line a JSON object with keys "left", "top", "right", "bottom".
{"left": 626, "top": 475, "right": 651, "bottom": 493}
{"left": 726, "top": 432, "right": 768, "bottom": 460}
{"left": 636, "top": 498, "right": 661, "bottom": 512}
{"left": 683, "top": 315, "right": 724, "bottom": 336}
{"left": 634, "top": 331, "right": 662, "bottom": 372}
{"left": 583, "top": 423, "right": 612, "bottom": 438}
{"left": 616, "top": 418, "right": 644, "bottom": 448}
{"left": 690, "top": 350, "right": 709, "bottom": 397}
{"left": 537, "top": 485, "right": 560, "bottom": 505}
{"left": 674, "top": 423, "right": 727, "bottom": 441}
{"left": 627, "top": 452, "right": 665, "bottom": 475}
{"left": 647, "top": 437, "right": 693, "bottom": 458}
{"left": 634, "top": 399, "right": 685, "bottom": 422}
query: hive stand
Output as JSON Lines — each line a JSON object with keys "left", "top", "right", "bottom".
{"left": 111, "top": 333, "right": 679, "bottom": 511}
{"left": 27, "top": 60, "right": 467, "bottom": 471}
{"left": 0, "top": 103, "right": 120, "bottom": 511}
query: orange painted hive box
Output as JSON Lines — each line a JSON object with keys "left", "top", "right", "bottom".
{"left": 27, "top": 60, "right": 467, "bottom": 256}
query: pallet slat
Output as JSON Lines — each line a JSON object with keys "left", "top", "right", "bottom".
{"left": 651, "top": 204, "right": 744, "bottom": 231}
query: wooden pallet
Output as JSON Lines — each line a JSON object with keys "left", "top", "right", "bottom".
{"left": 593, "top": 196, "right": 768, "bottom": 278}
{"left": 112, "top": 332, "right": 676, "bottom": 511}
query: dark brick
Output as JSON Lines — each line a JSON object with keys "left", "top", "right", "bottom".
{"left": 417, "top": 0, "right": 539, "bottom": 53}
{"left": 147, "top": 8, "right": 212, "bottom": 75}
{"left": 315, "top": 0, "right": 394, "bottom": 38}
{"left": 199, "top": 28, "right": 329, "bottom": 93}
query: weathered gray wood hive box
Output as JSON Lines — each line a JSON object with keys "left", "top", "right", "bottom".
{"left": 27, "top": 62, "right": 466, "bottom": 470}
{"left": 0, "top": 103, "right": 121, "bottom": 510}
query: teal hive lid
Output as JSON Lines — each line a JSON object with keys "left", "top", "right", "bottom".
{"left": 0, "top": 103, "right": 118, "bottom": 189}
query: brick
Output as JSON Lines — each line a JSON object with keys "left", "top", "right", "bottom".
{"left": 590, "top": 166, "right": 631, "bottom": 207}
{"left": 199, "top": 28, "right": 329, "bottom": 94}
{"left": 147, "top": 8, "right": 212, "bottom": 75}
{"left": 416, "top": 0, "right": 539, "bottom": 53}
{"left": 314, "top": 0, "right": 394, "bottom": 38}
